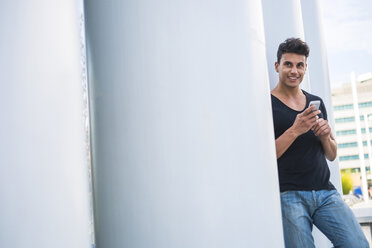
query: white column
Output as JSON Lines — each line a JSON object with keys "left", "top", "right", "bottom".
{"left": 0, "top": 1, "right": 92, "bottom": 248}
{"left": 262, "top": 0, "right": 310, "bottom": 91}
{"left": 300, "top": 0, "right": 342, "bottom": 192}
{"left": 364, "top": 114, "right": 372, "bottom": 197}
{"left": 351, "top": 72, "right": 369, "bottom": 202}
{"left": 301, "top": 1, "right": 343, "bottom": 246}
{"left": 84, "top": 0, "right": 284, "bottom": 247}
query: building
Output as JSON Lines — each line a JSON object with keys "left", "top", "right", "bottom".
{"left": 332, "top": 73, "right": 372, "bottom": 194}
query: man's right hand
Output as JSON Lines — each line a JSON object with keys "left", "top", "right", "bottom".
{"left": 275, "top": 105, "right": 321, "bottom": 159}
{"left": 290, "top": 105, "right": 321, "bottom": 137}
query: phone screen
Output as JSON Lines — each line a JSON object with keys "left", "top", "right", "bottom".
{"left": 308, "top": 100, "right": 320, "bottom": 110}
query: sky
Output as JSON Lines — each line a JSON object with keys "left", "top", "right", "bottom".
{"left": 321, "top": 0, "right": 372, "bottom": 88}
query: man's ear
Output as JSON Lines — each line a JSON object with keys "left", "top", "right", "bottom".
{"left": 275, "top": 62, "right": 279, "bottom": 72}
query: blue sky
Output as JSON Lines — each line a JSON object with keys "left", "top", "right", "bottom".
{"left": 321, "top": 0, "right": 372, "bottom": 88}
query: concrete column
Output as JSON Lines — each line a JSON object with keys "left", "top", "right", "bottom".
{"left": 301, "top": 0, "right": 342, "bottom": 247}
{"left": 84, "top": 0, "right": 284, "bottom": 247}
{"left": 262, "top": 0, "right": 310, "bottom": 91}
{"left": 0, "top": 1, "right": 92, "bottom": 248}
{"left": 301, "top": 0, "right": 342, "bottom": 191}
{"left": 351, "top": 72, "right": 369, "bottom": 202}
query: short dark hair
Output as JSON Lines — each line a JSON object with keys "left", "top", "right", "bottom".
{"left": 277, "top": 38, "right": 309, "bottom": 63}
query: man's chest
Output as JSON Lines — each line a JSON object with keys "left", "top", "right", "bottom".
{"left": 272, "top": 108, "right": 297, "bottom": 137}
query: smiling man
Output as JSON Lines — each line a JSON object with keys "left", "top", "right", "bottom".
{"left": 271, "top": 38, "right": 369, "bottom": 248}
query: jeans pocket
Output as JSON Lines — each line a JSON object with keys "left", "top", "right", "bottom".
{"left": 280, "top": 191, "right": 291, "bottom": 196}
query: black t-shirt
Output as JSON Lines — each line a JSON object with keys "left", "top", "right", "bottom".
{"left": 271, "top": 90, "right": 335, "bottom": 192}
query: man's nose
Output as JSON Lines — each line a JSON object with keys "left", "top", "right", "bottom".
{"left": 290, "top": 67, "right": 298, "bottom": 74}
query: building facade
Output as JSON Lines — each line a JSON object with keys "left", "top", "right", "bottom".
{"left": 332, "top": 73, "right": 372, "bottom": 195}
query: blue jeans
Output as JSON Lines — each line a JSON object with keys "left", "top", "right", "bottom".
{"left": 280, "top": 189, "right": 369, "bottom": 248}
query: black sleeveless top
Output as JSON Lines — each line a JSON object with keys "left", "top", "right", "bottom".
{"left": 271, "top": 90, "right": 335, "bottom": 192}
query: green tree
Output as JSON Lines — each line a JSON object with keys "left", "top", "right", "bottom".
{"left": 341, "top": 171, "right": 353, "bottom": 195}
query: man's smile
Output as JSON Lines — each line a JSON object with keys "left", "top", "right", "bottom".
{"left": 288, "top": 76, "right": 299, "bottom": 82}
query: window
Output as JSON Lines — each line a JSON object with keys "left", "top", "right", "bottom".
{"left": 333, "top": 101, "right": 372, "bottom": 111}
{"left": 338, "top": 142, "right": 358, "bottom": 148}
{"left": 359, "top": 102, "right": 372, "bottom": 108}
{"left": 338, "top": 141, "right": 372, "bottom": 148}
{"left": 361, "top": 128, "right": 372, "bottom": 133}
{"left": 334, "top": 104, "right": 353, "bottom": 111}
{"left": 336, "top": 128, "right": 372, "bottom": 136}
{"left": 339, "top": 154, "right": 369, "bottom": 161}
{"left": 339, "top": 155, "right": 360, "bottom": 161}
{"left": 335, "top": 117, "right": 355, "bottom": 123}
{"left": 336, "top": 129, "right": 356, "bottom": 136}
{"left": 334, "top": 116, "right": 366, "bottom": 123}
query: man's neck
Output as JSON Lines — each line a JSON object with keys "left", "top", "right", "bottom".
{"left": 272, "top": 84, "right": 303, "bottom": 99}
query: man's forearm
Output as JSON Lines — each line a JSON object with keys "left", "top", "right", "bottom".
{"left": 275, "top": 127, "right": 299, "bottom": 159}
{"left": 320, "top": 133, "right": 337, "bottom": 161}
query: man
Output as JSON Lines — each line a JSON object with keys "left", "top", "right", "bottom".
{"left": 271, "top": 38, "right": 369, "bottom": 248}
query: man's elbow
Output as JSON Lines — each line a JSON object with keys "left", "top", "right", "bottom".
{"left": 327, "top": 152, "right": 337, "bottom": 162}
{"left": 328, "top": 156, "right": 336, "bottom": 162}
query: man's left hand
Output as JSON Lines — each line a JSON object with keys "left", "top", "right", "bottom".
{"left": 312, "top": 118, "right": 331, "bottom": 141}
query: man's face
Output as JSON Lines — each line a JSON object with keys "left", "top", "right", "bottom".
{"left": 275, "top": 53, "right": 307, "bottom": 88}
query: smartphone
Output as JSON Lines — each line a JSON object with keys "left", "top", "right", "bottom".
{"left": 308, "top": 100, "right": 320, "bottom": 111}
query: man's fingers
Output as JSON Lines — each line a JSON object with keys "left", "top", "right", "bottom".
{"left": 319, "top": 127, "right": 330, "bottom": 137}
{"left": 303, "top": 106, "right": 315, "bottom": 115}
{"left": 315, "top": 118, "right": 324, "bottom": 127}
{"left": 304, "top": 110, "right": 321, "bottom": 121}
{"left": 303, "top": 105, "right": 321, "bottom": 114}
{"left": 307, "top": 114, "right": 320, "bottom": 127}
{"left": 313, "top": 119, "right": 325, "bottom": 135}
{"left": 302, "top": 105, "right": 319, "bottom": 116}
{"left": 312, "top": 110, "right": 321, "bottom": 117}
{"left": 315, "top": 124, "right": 330, "bottom": 136}
{"left": 296, "top": 108, "right": 324, "bottom": 135}
{"left": 314, "top": 124, "right": 323, "bottom": 134}
{"left": 313, "top": 124, "right": 320, "bottom": 133}
{"left": 315, "top": 126, "right": 325, "bottom": 136}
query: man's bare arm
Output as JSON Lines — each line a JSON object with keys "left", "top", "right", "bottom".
{"left": 320, "top": 133, "right": 337, "bottom": 161}
{"left": 275, "top": 127, "right": 299, "bottom": 159}
{"left": 312, "top": 119, "right": 337, "bottom": 161}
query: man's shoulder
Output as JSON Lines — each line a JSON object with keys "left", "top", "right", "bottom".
{"left": 303, "top": 90, "right": 323, "bottom": 102}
